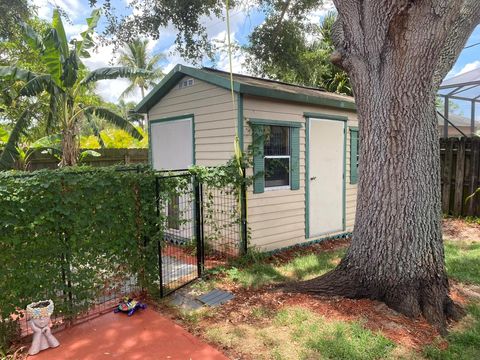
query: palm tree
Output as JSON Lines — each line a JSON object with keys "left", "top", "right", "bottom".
{"left": 0, "top": 9, "right": 152, "bottom": 168}
{"left": 118, "top": 38, "right": 164, "bottom": 99}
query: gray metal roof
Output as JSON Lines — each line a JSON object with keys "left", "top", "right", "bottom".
{"left": 438, "top": 68, "right": 480, "bottom": 103}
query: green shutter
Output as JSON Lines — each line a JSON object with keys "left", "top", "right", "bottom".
{"left": 290, "top": 127, "right": 300, "bottom": 190}
{"left": 350, "top": 129, "right": 359, "bottom": 184}
{"left": 252, "top": 125, "right": 265, "bottom": 193}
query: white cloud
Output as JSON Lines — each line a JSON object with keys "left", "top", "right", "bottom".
{"left": 31, "top": 0, "right": 85, "bottom": 21}
{"left": 457, "top": 61, "right": 480, "bottom": 75}
{"left": 307, "top": 0, "right": 336, "bottom": 24}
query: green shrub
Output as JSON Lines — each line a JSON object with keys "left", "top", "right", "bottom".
{"left": 0, "top": 166, "right": 160, "bottom": 321}
{"left": 0, "top": 320, "right": 20, "bottom": 355}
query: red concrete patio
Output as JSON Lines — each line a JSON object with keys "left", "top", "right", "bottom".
{"left": 31, "top": 308, "right": 228, "bottom": 360}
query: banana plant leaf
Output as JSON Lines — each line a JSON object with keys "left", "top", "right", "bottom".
{"left": 75, "top": 9, "right": 101, "bottom": 58}
{"left": 83, "top": 106, "right": 143, "bottom": 140}
{"left": 0, "top": 107, "right": 33, "bottom": 170}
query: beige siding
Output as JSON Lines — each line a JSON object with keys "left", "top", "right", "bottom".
{"left": 148, "top": 76, "right": 237, "bottom": 166}
{"left": 243, "top": 95, "right": 358, "bottom": 251}
{"left": 147, "top": 77, "right": 358, "bottom": 251}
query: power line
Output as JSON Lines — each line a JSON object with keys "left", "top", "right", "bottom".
{"left": 464, "top": 41, "right": 480, "bottom": 49}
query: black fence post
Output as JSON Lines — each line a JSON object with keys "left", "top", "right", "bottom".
{"left": 194, "top": 176, "right": 204, "bottom": 277}
{"left": 240, "top": 168, "right": 248, "bottom": 255}
{"left": 155, "top": 176, "right": 164, "bottom": 298}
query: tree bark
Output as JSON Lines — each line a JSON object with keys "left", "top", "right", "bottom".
{"left": 59, "top": 126, "right": 78, "bottom": 167}
{"left": 290, "top": 0, "right": 480, "bottom": 334}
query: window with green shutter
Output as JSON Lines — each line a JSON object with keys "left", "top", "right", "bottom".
{"left": 350, "top": 128, "right": 359, "bottom": 184}
{"left": 251, "top": 122, "right": 300, "bottom": 193}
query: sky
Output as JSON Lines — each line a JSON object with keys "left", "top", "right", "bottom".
{"left": 31, "top": 0, "right": 480, "bottom": 116}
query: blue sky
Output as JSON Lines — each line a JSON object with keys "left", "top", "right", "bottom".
{"left": 32, "top": 0, "right": 480, "bottom": 116}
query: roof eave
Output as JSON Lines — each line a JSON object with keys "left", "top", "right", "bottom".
{"left": 135, "top": 64, "right": 356, "bottom": 113}
{"left": 238, "top": 83, "right": 356, "bottom": 110}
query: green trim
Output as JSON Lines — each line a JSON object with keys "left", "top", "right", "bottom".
{"left": 148, "top": 113, "right": 196, "bottom": 167}
{"left": 135, "top": 65, "right": 240, "bottom": 113}
{"left": 304, "top": 116, "right": 347, "bottom": 239}
{"left": 251, "top": 124, "right": 265, "bottom": 193}
{"left": 290, "top": 127, "right": 300, "bottom": 190}
{"left": 248, "top": 118, "right": 302, "bottom": 128}
{"left": 135, "top": 64, "right": 356, "bottom": 113}
{"left": 150, "top": 113, "right": 195, "bottom": 124}
{"left": 239, "top": 83, "right": 356, "bottom": 110}
{"left": 349, "top": 128, "right": 359, "bottom": 184}
{"left": 303, "top": 112, "right": 348, "bottom": 122}
{"left": 267, "top": 232, "right": 352, "bottom": 255}
{"left": 305, "top": 118, "right": 310, "bottom": 239}
{"left": 237, "top": 93, "right": 244, "bottom": 150}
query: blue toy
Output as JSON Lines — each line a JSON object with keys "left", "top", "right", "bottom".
{"left": 114, "top": 297, "right": 147, "bottom": 316}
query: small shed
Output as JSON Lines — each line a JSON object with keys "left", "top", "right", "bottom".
{"left": 135, "top": 64, "right": 358, "bottom": 251}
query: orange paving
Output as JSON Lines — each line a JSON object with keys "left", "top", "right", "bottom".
{"left": 30, "top": 308, "right": 228, "bottom": 360}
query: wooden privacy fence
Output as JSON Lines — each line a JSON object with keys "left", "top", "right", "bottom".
{"left": 26, "top": 148, "right": 148, "bottom": 171}
{"left": 441, "top": 138, "right": 480, "bottom": 217}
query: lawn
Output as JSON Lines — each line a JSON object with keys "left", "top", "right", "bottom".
{"left": 164, "top": 220, "right": 480, "bottom": 360}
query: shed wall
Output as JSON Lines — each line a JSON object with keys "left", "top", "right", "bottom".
{"left": 243, "top": 95, "right": 358, "bottom": 251}
{"left": 148, "top": 76, "right": 237, "bottom": 166}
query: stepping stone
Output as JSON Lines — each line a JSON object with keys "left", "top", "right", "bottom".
{"left": 197, "top": 290, "right": 234, "bottom": 307}
{"left": 170, "top": 293, "right": 203, "bottom": 310}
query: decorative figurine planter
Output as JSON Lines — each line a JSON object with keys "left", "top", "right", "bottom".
{"left": 26, "top": 300, "right": 60, "bottom": 356}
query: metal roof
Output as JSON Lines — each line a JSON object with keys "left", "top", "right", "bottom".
{"left": 438, "top": 68, "right": 480, "bottom": 103}
{"left": 437, "top": 67, "right": 480, "bottom": 137}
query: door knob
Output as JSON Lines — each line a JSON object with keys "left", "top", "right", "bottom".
{"left": 310, "top": 176, "right": 317, "bottom": 181}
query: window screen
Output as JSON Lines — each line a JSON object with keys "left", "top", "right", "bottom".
{"left": 264, "top": 126, "right": 290, "bottom": 188}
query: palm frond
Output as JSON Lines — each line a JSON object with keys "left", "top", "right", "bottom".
{"left": 83, "top": 106, "right": 143, "bottom": 140}
{"left": 81, "top": 67, "right": 153, "bottom": 85}
{"left": 119, "top": 83, "right": 137, "bottom": 99}
{"left": 0, "top": 108, "right": 33, "bottom": 169}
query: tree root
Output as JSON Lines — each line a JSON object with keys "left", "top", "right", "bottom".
{"left": 283, "top": 269, "right": 465, "bottom": 336}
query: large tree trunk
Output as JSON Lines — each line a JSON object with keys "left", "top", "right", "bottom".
{"left": 290, "top": 0, "right": 480, "bottom": 334}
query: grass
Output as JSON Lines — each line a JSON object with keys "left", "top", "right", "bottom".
{"left": 184, "top": 235, "right": 480, "bottom": 360}
{"left": 224, "top": 247, "right": 346, "bottom": 288}
{"left": 424, "top": 303, "right": 480, "bottom": 360}
{"left": 444, "top": 241, "right": 480, "bottom": 285}
{"left": 205, "top": 307, "right": 396, "bottom": 360}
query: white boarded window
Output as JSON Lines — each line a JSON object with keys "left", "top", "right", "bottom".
{"left": 150, "top": 118, "right": 193, "bottom": 170}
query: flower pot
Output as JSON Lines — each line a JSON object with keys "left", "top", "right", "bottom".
{"left": 26, "top": 300, "right": 60, "bottom": 355}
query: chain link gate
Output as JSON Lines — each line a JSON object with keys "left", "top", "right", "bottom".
{"left": 154, "top": 171, "right": 247, "bottom": 297}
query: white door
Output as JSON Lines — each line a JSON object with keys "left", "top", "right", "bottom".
{"left": 150, "top": 118, "right": 193, "bottom": 170}
{"left": 308, "top": 118, "right": 345, "bottom": 237}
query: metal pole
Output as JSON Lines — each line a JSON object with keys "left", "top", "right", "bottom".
{"left": 444, "top": 96, "right": 449, "bottom": 138}
{"left": 472, "top": 101, "right": 476, "bottom": 137}
{"left": 241, "top": 169, "right": 248, "bottom": 255}
{"left": 155, "top": 177, "right": 164, "bottom": 298}
{"left": 194, "top": 177, "right": 204, "bottom": 277}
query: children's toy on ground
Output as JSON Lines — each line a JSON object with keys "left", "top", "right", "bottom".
{"left": 114, "top": 297, "right": 146, "bottom": 316}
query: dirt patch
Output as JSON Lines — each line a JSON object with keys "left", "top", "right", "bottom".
{"left": 443, "top": 218, "right": 480, "bottom": 242}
